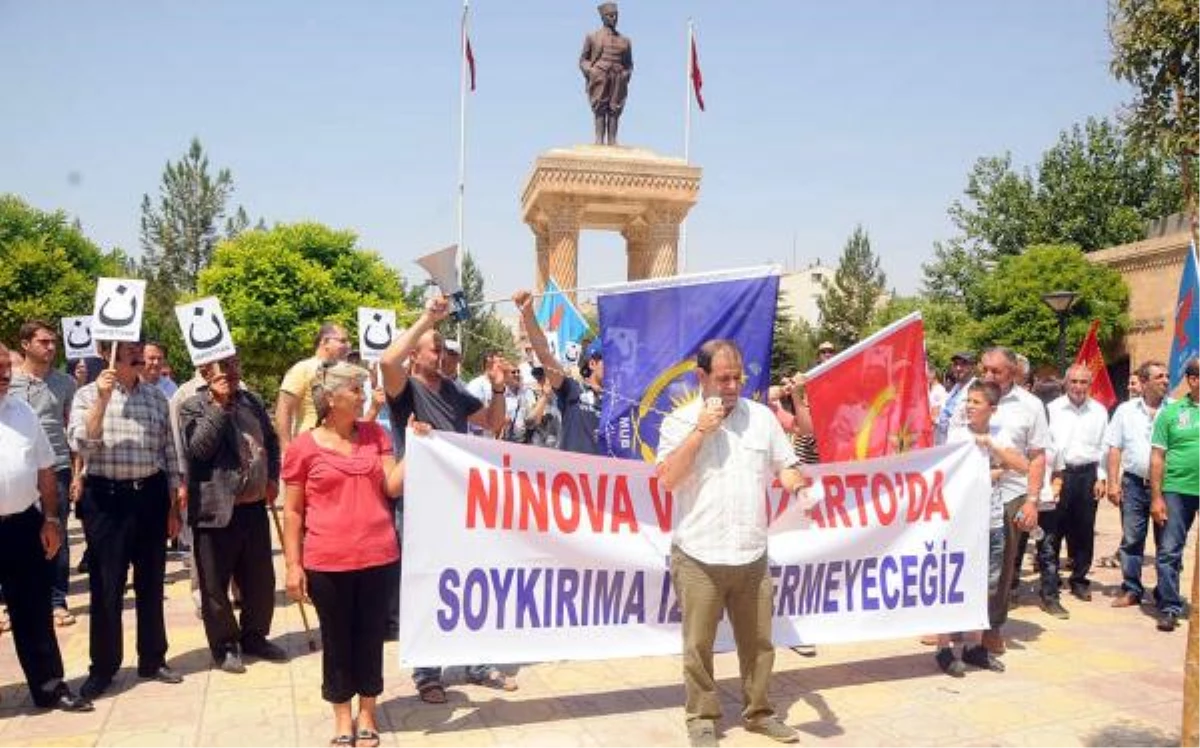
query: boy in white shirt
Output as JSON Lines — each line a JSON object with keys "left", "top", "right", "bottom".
{"left": 937, "top": 381, "right": 1029, "bottom": 676}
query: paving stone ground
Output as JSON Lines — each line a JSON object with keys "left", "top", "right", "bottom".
{"left": 0, "top": 503, "right": 1191, "bottom": 747}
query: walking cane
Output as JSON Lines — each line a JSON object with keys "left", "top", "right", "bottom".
{"left": 268, "top": 503, "right": 318, "bottom": 652}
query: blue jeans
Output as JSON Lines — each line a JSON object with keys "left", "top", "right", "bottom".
{"left": 1118, "top": 475, "right": 1161, "bottom": 598}
{"left": 51, "top": 469, "right": 71, "bottom": 610}
{"left": 1155, "top": 492, "right": 1198, "bottom": 615}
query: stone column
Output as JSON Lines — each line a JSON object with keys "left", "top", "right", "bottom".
{"left": 531, "top": 218, "right": 550, "bottom": 292}
{"left": 545, "top": 200, "right": 582, "bottom": 300}
{"left": 623, "top": 218, "right": 651, "bottom": 280}
{"left": 645, "top": 206, "right": 682, "bottom": 278}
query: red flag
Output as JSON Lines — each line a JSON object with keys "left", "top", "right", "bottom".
{"left": 1074, "top": 319, "right": 1117, "bottom": 409}
{"left": 465, "top": 36, "right": 476, "bottom": 92}
{"left": 690, "top": 34, "right": 704, "bottom": 111}
{"left": 805, "top": 314, "right": 933, "bottom": 463}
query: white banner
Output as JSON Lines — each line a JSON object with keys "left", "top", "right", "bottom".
{"left": 175, "top": 297, "right": 236, "bottom": 367}
{"left": 357, "top": 307, "right": 398, "bottom": 362}
{"left": 61, "top": 316, "right": 99, "bottom": 360}
{"left": 90, "top": 277, "right": 146, "bottom": 342}
{"left": 399, "top": 434, "right": 990, "bottom": 668}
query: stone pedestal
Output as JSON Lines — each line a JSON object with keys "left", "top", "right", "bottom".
{"left": 521, "top": 145, "right": 701, "bottom": 299}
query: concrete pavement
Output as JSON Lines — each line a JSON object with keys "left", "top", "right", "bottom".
{"left": 0, "top": 502, "right": 1190, "bottom": 747}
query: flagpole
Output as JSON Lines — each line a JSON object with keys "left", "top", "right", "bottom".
{"left": 456, "top": 0, "right": 469, "bottom": 351}
{"left": 680, "top": 18, "right": 693, "bottom": 274}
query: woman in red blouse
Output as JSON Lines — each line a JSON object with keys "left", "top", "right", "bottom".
{"left": 281, "top": 361, "right": 423, "bottom": 747}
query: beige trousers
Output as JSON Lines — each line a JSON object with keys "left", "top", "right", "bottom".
{"left": 670, "top": 545, "right": 776, "bottom": 723}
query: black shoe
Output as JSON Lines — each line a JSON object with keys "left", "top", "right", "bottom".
{"left": 218, "top": 650, "right": 246, "bottom": 674}
{"left": 1157, "top": 612, "right": 1178, "bottom": 632}
{"left": 935, "top": 647, "right": 965, "bottom": 677}
{"left": 138, "top": 665, "right": 183, "bottom": 684}
{"left": 1040, "top": 596, "right": 1070, "bottom": 619}
{"left": 41, "top": 686, "right": 94, "bottom": 713}
{"left": 241, "top": 638, "right": 288, "bottom": 662}
{"left": 78, "top": 675, "right": 111, "bottom": 700}
{"left": 1069, "top": 584, "right": 1092, "bottom": 602}
{"left": 961, "top": 644, "right": 1006, "bottom": 672}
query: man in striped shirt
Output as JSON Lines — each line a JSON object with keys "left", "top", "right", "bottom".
{"left": 68, "top": 340, "right": 185, "bottom": 699}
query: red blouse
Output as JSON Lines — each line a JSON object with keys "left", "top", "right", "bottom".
{"left": 281, "top": 421, "right": 400, "bottom": 572}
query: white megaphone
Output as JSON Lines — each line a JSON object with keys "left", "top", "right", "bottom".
{"left": 415, "top": 244, "right": 470, "bottom": 321}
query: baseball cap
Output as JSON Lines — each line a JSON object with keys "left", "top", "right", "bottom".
{"left": 444, "top": 339, "right": 461, "bottom": 355}
{"left": 950, "top": 350, "right": 976, "bottom": 363}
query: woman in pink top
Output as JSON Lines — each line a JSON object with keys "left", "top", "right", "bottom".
{"left": 281, "top": 361, "right": 423, "bottom": 748}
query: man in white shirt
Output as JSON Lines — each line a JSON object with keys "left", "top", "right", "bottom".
{"left": 0, "top": 343, "right": 93, "bottom": 712}
{"left": 979, "top": 347, "right": 1048, "bottom": 654}
{"left": 1106, "top": 361, "right": 1169, "bottom": 608}
{"left": 657, "top": 340, "right": 809, "bottom": 748}
{"left": 1042, "top": 364, "right": 1109, "bottom": 612}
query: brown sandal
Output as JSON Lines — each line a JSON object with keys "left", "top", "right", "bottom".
{"left": 417, "top": 682, "right": 447, "bottom": 704}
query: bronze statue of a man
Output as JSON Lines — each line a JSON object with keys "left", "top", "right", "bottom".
{"left": 580, "top": 2, "right": 633, "bottom": 146}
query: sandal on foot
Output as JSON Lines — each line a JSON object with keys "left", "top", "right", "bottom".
{"left": 329, "top": 735, "right": 354, "bottom": 747}
{"left": 466, "top": 668, "right": 518, "bottom": 692}
{"left": 53, "top": 608, "right": 76, "bottom": 627}
{"left": 355, "top": 728, "right": 380, "bottom": 747}
{"left": 417, "top": 682, "right": 447, "bottom": 704}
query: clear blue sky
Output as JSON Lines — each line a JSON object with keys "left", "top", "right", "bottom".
{"left": 1, "top": 1, "right": 1131, "bottom": 306}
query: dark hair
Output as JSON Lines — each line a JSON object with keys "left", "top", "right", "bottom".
{"left": 1032, "top": 377, "right": 1063, "bottom": 407}
{"left": 967, "top": 380, "right": 1001, "bottom": 407}
{"left": 314, "top": 322, "right": 344, "bottom": 350}
{"left": 1187, "top": 357, "right": 1199, "bottom": 377}
{"left": 18, "top": 320, "right": 54, "bottom": 343}
{"left": 1132, "top": 362, "right": 1161, "bottom": 379}
{"left": 531, "top": 366, "right": 545, "bottom": 380}
{"left": 696, "top": 339, "right": 743, "bottom": 373}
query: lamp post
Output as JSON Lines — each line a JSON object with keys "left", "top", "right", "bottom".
{"left": 1041, "top": 290, "right": 1079, "bottom": 374}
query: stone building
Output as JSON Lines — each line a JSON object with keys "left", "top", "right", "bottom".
{"left": 1087, "top": 214, "right": 1194, "bottom": 392}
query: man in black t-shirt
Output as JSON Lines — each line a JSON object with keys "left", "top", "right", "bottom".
{"left": 378, "top": 295, "right": 513, "bottom": 701}
{"left": 513, "top": 289, "right": 604, "bottom": 455}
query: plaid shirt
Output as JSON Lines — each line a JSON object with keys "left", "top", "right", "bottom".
{"left": 69, "top": 378, "right": 182, "bottom": 492}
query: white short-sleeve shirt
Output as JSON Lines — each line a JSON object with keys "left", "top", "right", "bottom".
{"left": 992, "top": 385, "right": 1050, "bottom": 502}
{"left": 0, "top": 395, "right": 55, "bottom": 515}
{"left": 657, "top": 398, "right": 799, "bottom": 565}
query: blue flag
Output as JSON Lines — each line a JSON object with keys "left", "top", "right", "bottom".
{"left": 597, "top": 267, "right": 780, "bottom": 461}
{"left": 1169, "top": 241, "right": 1199, "bottom": 389}
{"left": 535, "top": 278, "right": 591, "bottom": 366}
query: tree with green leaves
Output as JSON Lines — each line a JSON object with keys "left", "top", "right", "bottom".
{"left": 197, "top": 222, "right": 415, "bottom": 400}
{"left": 771, "top": 293, "right": 818, "bottom": 379}
{"left": 0, "top": 195, "right": 126, "bottom": 346}
{"left": 140, "top": 138, "right": 249, "bottom": 297}
{"left": 971, "top": 244, "right": 1129, "bottom": 368}
{"left": 1109, "top": 0, "right": 1199, "bottom": 224}
{"left": 446, "top": 252, "right": 516, "bottom": 377}
{"left": 924, "top": 117, "right": 1183, "bottom": 304}
{"left": 871, "top": 295, "right": 981, "bottom": 373}
{"left": 817, "top": 225, "right": 886, "bottom": 349}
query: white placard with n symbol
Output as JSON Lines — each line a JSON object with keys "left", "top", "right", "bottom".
{"left": 175, "top": 297, "right": 236, "bottom": 366}
{"left": 91, "top": 278, "right": 147, "bottom": 341}
{"left": 358, "top": 307, "right": 398, "bottom": 362}
{"left": 61, "top": 316, "right": 99, "bottom": 360}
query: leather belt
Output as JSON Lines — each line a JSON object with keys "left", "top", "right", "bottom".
{"left": 1063, "top": 462, "right": 1098, "bottom": 474}
{"left": 86, "top": 471, "right": 162, "bottom": 493}
{"left": 1123, "top": 473, "right": 1151, "bottom": 488}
